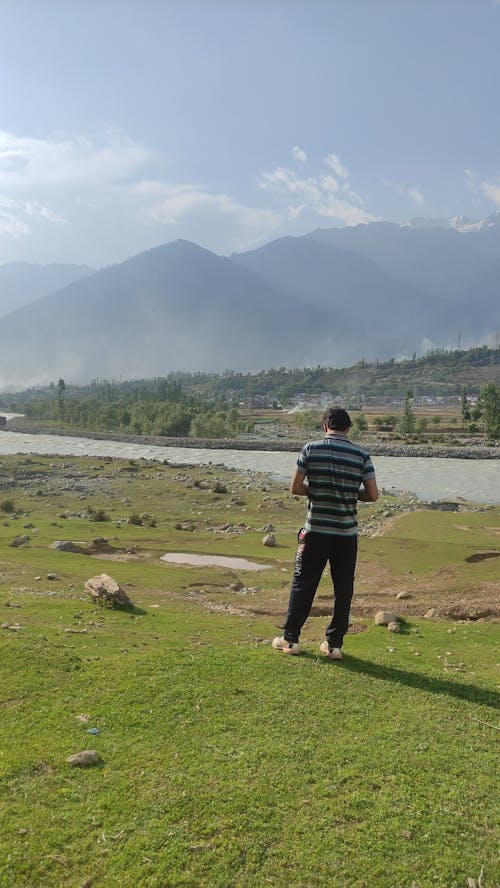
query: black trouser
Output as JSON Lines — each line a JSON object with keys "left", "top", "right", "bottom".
{"left": 283, "top": 529, "right": 358, "bottom": 647}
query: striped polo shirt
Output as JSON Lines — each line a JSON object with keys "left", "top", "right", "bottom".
{"left": 297, "top": 434, "right": 375, "bottom": 536}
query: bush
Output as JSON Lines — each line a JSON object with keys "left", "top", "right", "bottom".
{"left": 127, "top": 513, "right": 143, "bottom": 526}
{"left": 89, "top": 509, "right": 110, "bottom": 522}
{"left": 0, "top": 499, "right": 15, "bottom": 513}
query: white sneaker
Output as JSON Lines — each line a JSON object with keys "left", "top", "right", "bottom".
{"left": 272, "top": 636, "right": 300, "bottom": 655}
{"left": 319, "top": 640, "right": 343, "bottom": 660}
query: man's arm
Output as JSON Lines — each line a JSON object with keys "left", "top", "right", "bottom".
{"left": 290, "top": 468, "right": 309, "bottom": 497}
{"left": 358, "top": 477, "right": 379, "bottom": 502}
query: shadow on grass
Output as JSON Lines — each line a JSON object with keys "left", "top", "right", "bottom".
{"left": 302, "top": 653, "right": 499, "bottom": 710}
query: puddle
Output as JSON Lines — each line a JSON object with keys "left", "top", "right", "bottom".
{"left": 161, "top": 553, "right": 271, "bottom": 571}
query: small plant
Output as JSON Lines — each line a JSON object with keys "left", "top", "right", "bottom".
{"left": 89, "top": 508, "right": 110, "bottom": 522}
{"left": 213, "top": 481, "right": 228, "bottom": 494}
{"left": 127, "top": 513, "right": 143, "bottom": 526}
{"left": 0, "top": 499, "right": 15, "bottom": 514}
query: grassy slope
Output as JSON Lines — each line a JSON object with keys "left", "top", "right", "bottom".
{"left": 0, "top": 456, "right": 498, "bottom": 888}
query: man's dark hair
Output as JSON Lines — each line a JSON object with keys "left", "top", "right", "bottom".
{"left": 323, "top": 407, "right": 351, "bottom": 431}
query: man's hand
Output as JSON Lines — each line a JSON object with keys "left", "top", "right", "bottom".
{"left": 290, "top": 468, "right": 309, "bottom": 497}
{"left": 358, "top": 478, "right": 379, "bottom": 502}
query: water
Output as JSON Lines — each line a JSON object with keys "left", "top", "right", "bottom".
{"left": 0, "top": 427, "right": 498, "bottom": 504}
{"left": 161, "top": 553, "right": 270, "bottom": 570}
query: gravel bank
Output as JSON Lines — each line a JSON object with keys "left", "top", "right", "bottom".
{"left": 3, "top": 419, "right": 499, "bottom": 459}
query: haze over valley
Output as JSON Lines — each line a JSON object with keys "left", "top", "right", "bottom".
{"left": 0, "top": 215, "right": 499, "bottom": 389}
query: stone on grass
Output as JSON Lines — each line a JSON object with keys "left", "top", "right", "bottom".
{"left": 47, "top": 572, "right": 60, "bottom": 581}
{"left": 387, "top": 621, "right": 400, "bottom": 633}
{"left": 9, "top": 535, "right": 30, "bottom": 548}
{"left": 67, "top": 749, "right": 101, "bottom": 767}
{"left": 262, "top": 533, "right": 277, "bottom": 547}
{"left": 424, "top": 608, "right": 441, "bottom": 619}
{"left": 374, "top": 610, "right": 398, "bottom": 626}
{"left": 396, "top": 590, "right": 412, "bottom": 600}
{"left": 84, "top": 573, "right": 132, "bottom": 608}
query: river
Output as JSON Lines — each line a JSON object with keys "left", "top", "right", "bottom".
{"left": 0, "top": 418, "right": 499, "bottom": 504}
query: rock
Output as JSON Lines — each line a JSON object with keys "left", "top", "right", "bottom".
{"left": 262, "top": 533, "right": 277, "bottom": 547}
{"left": 388, "top": 621, "right": 400, "bottom": 632}
{"left": 47, "top": 572, "right": 60, "bottom": 581}
{"left": 396, "top": 590, "right": 411, "bottom": 600}
{"left": 260, "top": 523, "right": 274, "bottom": 532}
{"left": 424, "top": 608, "right": 441, "bottom": 619}
{"left": 9, "top": 535, "right": 30, "bottom": 548}
{"left": 84, "top": 573, "right": 132, "bottom": 608}
{"left": 375, "top": 610, "right": 398, "bottom": 626}
{"left": 51, "top": 540, "right": 91, "bottom": 555}
{"left": 66, "top": 749, "right": 102, "bottom": 767}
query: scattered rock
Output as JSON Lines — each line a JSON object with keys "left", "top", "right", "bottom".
{"left": 262, "top": 533, "right": 277, "bottom": 547}
{"left": 260, "top": 523, "right": 274, "bottom": 532}
{"left": 9, "top": 535, "right": 30, "bottom": 548}
{"left": 66, "top": 749, "right": 102, "bottom": 767}
{"left": 1, "top": 622, "right": 25, "bottom": 630}
{"left": 388, "top": 621, "right": 400, "bottom": 633}
{"left": 396, "top": 590, "right": 412, "bottom": 600}
{"left": 424, "top": 608, "right": 442, "bottom": 619}
{"left": 374, "top": 610, "right": 398, "bottom": 626}
{"left": 84, "top": 573, "right": 132, "bottom": 608}
{"left": 47, "top": 572, "right": 60, "bottom": 581}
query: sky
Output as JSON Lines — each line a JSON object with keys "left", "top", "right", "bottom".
{"left": 1, "top": 0, "right": 500, "bottom": 268}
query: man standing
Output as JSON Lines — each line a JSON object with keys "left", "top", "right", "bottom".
{"left": 272, "top": 407, "right": 378, "bottom": 659}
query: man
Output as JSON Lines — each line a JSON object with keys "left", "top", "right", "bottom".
{"left": 272, "top": 407, "right": 378, "bottom": 659}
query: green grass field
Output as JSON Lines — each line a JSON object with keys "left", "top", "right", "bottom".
{"left": 0, "top": 456, "right": 498, "bottom": 888}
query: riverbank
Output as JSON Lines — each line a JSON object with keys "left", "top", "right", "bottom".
{"left": 3, "top": 417, "right": 499, "bottom": 459}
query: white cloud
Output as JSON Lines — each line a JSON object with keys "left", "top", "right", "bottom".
{"left": 292, "top": 145, "right": 307, "bottom": 164}
{"left": 321, "top": 175, "right": 340, "bottom": 193}
{"left": 480, "top": 179, "right": 500, "bottom": 207}
{"left": 324, "top": 152, "right": 349, "bottom": 181}
{"left": 258, "top": 149, "right": 377, "bottom": 227}
{"left": 409, "top": 187, "right": 424, "bottom": 206}
{"left": 0, "top": 129, "right": 151, "bottom": 191}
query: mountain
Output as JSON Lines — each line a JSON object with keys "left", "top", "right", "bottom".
{"left": 0, "top": 240, "right": 329, "bottom": 388}
{"left": 307, "top": 214, "right": 500, "bottom": 328}
{"left": 0, "top": 215, "right": 499, "bottom": 388}
{"left": 0, "top": 262, "right": 95, "bottom": 318}
{"left": 231, "top": 236, "right": 460, "bottom": 360}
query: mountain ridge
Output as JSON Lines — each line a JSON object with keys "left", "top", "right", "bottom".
{"left": 0, "top": 217, "right": 498, "bottom": 388}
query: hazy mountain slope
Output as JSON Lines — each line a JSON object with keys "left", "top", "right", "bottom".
{"left": 307, "top": 219, "right": 500, "bottom": 336}
{"left": 232, "top": 236, "right": 462, "bottom": 358}
{"left": 0, "top": 262, "right": 95, "bottom": 317}
{"left": 0, "top": 240, "right": 329, "bottom": 387}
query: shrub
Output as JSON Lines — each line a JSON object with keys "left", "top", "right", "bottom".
{"left": 127, "top": 513, "right": 143, "bottom": 526}
{"left": 89, "top": 509, "right": 110, "bottom": 522}
{"left": 0, "top": 499, "right": 15, "bottom": 513}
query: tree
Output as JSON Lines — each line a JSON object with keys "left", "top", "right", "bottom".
{"left": 397, "top": 391, "right": 416, "bottom": 435}
{"left": 460, "top": 388, "right": 471, "bottom": 426}
{"left": 57, "top": 378, "right": 66, "bottom": 413}
{"left": 479, "top": 383, "right": 500, "bottom": 440}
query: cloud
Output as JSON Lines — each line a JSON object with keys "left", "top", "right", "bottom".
{"left": 409, "top": 187, "right": 424, "bottom": 206}
{"left": 0, "top": 129, "right": 151, "bottom": 191}
{"left": 292, "top": 145, "right": 307, "bottom": 164}
{"left": 140, "top": 180, "right": 283, "bottom": 250}
{"left": 324, "top": 152, "right": 349, "bottom": 181}
{"left": 258, "top": 149, "right": 377, "bottom": 227}
{"left": 480, "top": 179, "right": 500, "bottom": 207}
